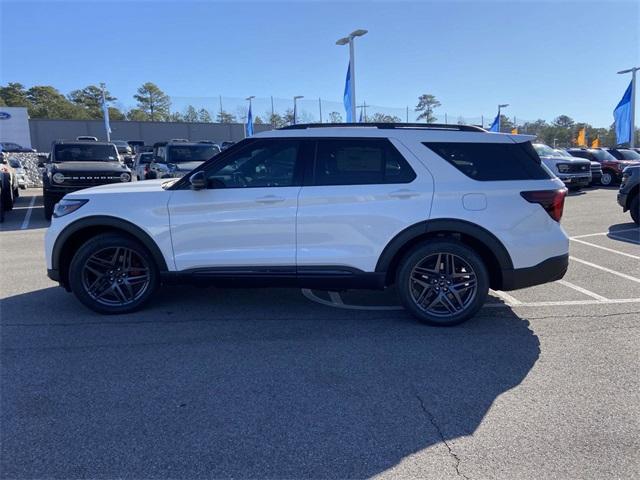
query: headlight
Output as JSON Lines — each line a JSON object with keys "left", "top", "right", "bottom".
{"left": 52, "top": 172, "right": 65, "bottom": 183}
{"left": 53, "top": 199, "right": 88, "bottom": 218}
{"left": 120, "top": 172, "right": 131, "bottom": 182}
{"left": 557, "top": 164, "right": 569, "bottom": 173}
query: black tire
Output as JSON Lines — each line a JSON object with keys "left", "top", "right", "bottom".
{"left": 43, "top": 195, "right": 55, "bottom": 220}
{"left": 1, "top": 176, "right": 14, "bottom": 211}
{"left": 630, "top": 194, "right": 639, "bottom": 225}
{"left": 13, "top": 186, "right": 19, "bottom": 198}
{"left": 68, "top": 233, "right": 159, "bottom": 314}
{"left": 0, "top": 188, "right": 4, "bottom": 223}
{"left": 396, "top": 240, "right": 489, "bottom": 326}
{"left": 600, "top": 170, "right": 617, "bottom": 187}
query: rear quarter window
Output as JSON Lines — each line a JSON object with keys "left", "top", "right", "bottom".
{"left": 423, "top": 141, "right": 551, "bottom": 181}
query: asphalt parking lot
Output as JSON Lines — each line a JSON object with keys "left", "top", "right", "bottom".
{"left": 1, "top": 188, "right": 639, "bottom": 479}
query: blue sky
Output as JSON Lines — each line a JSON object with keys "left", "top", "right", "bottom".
{"left": 1, "top": 0, "right": 638, "bottom": 127}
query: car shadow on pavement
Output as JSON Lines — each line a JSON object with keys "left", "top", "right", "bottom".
{"left": 0, "top": 194, "right": 49, "bottom": 232}
{"left": 607, "top": 222, "right": 640, "bottom": 244}
{"left": 1, "top": 286, "right": 540, "bottom": 479}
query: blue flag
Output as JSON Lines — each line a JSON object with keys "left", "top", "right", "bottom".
{"left": 489, "top": 112, "right": 500, "bottom": 132}
{"left": 343, "top": 63, "right": 353, "bottom": 122}
{"left": 246, "top": 103, "right": 254, "bottom": 137}
{"left": 102, "top": 90, "right": 111, "bottom": 139}
{"left": 613, "top": 80, "right": 632, "bottom": 145}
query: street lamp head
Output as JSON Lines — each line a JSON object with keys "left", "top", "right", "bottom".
{"left": 336, "top": 37, "right": 350, "bottom": 46}
{"left": 350, "top": 29, "right": 368, "bottom": 38}
{"left": 245, "top": 96, "right": 255, "bottom": 101}
{"left": 498, "top": 104, "right": 509, "bottom": 108}
{"left": 617, "top": 67, "right": 639, "bottom": 74}
{"left": 294, "top": 96, "right": 304, "bottom": 100}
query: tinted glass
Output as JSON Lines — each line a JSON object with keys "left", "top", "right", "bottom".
{"left": 138, "top": 153, "right": 153, "bottom": 164}
{"left": 206, "top": 139, "right": 300, "bottom": 188}
{"left": 568, "top": 150, "right": 593, "bottom": 160}
{"left": 54, "top": 144, "right": 119, "bottom": 162}
{"left": 588, "top": 149, "right": 615, "bottom": 162}
{"left": 423, "top": 141, "right": 551, "bottom": 181}
{"left": 618, "top": 149, "right": 640, "bottom": 160}
{"left": 314, "top": 138, "right": 416, "bottom": 186}
{"left": 168, "top": 145, "right": 220, "bottom": 163}
{"left": 533, "top": 144, "right": 560, "bottom": 157}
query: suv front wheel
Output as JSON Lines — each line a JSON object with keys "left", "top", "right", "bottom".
{"left": 396, "top": 240, "right": 489, "bottom": 326}
{"left": 68, "top": 233, "right": 159, "bottom": 314}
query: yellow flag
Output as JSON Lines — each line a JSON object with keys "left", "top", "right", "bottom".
{"left": 591, "top": 137, "right": 600, "bottom": 148}
{"left": 511, "top": 128, "right": 518, "bottom": 134}
{"left": 576, "top": 128, "right": 586, "bottom": 146}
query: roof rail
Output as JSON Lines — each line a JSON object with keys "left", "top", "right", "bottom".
{"left": 279, "top": 122, "right": 486, "bottom": 132}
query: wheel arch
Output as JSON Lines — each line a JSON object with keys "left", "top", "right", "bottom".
{"left": 626, "top": 184, "right": 639, "bottom": 209}
{"left": 375, "top": 219, "right": 514, "bottom": 290}
{"left": 52, "top": 216, "right": 169, "bottom": 290}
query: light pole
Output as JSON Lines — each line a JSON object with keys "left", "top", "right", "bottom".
{"left": 293, "top": 96, "right": 304, "bottom": 124}
{"left": 336, "top": 29, "right": 368, "bottom": 122}
{"left": 617, "top": 66, "right": 639, "bottom": 147}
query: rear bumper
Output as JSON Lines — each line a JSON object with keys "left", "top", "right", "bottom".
{"left": 500, "top": 253, "right": 569, "bottom": 291}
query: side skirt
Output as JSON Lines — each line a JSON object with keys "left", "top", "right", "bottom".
{"left": 161, "top": 266, "right": 386, "bottom": 290}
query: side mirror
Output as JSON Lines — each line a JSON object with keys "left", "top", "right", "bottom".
{"left": 189, "top": 171, "right": 206, "bottom": 190}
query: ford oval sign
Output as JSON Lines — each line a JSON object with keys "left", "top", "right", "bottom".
{"left": 0, "top": 112, "right": 11, "bottom": 120}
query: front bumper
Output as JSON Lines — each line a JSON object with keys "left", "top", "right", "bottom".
{"left": 558, "top": 174, "right": 591, "bottom": 187}
{"left": 617, "top": 192, "right": 628, "bottom": 210}
{"left": 500, "top": 253, "right": 569, "bottom": 291}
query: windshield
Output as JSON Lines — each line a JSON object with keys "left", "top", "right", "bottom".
{"left": 590, "top": 149, "right": 616, "bottom": 161}
{"left": 618, "top": 149, "right": 640, "bottom": 160}
{"left": 554, "top": 149, "right": 572, "bottom": 158}
{"left": 54, "top": 144, "right": 119, "bottom": 162}
{"left": 533, "top": 144, "right": 560, "bottom": 157}
{"left": 138, "top": 153, "right": 153, "bottom": 164}
{"left": 167, "top": 144, "right": 220, "bottom": 163}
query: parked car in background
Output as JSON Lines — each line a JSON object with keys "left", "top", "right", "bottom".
{"left": 568, "top": 148, "right": 639, "bottom": 186}
{"left": 0, "top": 153, "right": 20, "bottom": 208}
{"left": 220, "top": 141, "right": 235, "bottom": 150}
{"left": 8, "top": 157, "right": 27, "bottom": 189}
{"left": 0, "top": 141, "right": 36, "bottom": 153}
{"left": 45, "top": 123, "right": 570, "bottom": 326}
{"left": 554, "top": 148, "right": 602, "bottom": 185}
{"left": 617, "top": 165, "right": 639, "bottom": 225}
{"left": 147, "top": 140, "right": 221, "bottom": 179}
{"left": 606, "top": 148, "right": 640, "bottom": 162}
{"left": 76, "top": 136, "right": 98, "bottom": 142}
{"left": 112, "top": 140, "right": 135, "bottom": 168}
{"left": 133, "top": 152, "right": 154, "bottom": 180}
{"left": 533, "top": 143, "right": 591, "bottom": 190}
{"left": 40, "top": 140, "right": 133, "bottom": 220}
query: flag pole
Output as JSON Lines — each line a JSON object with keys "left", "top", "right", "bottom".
{"left": 632, "top": 69, "right": 637, "bottom": 148}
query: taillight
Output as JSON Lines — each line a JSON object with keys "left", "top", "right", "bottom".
{"left": 520, "top": 188, "right": 567, "bottom": 222}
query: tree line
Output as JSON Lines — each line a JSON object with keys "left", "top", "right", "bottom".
{"left": 1, "top": 82, "right": 632, "bottom": 146}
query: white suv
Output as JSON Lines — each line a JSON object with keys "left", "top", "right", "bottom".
{"left": 45, "top": 124, "right": 569, "bottom": 326}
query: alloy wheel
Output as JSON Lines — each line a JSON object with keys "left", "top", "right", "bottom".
{"left": 409, "top": 253, "right": 477, "bottom": 317}
{"left": 81, "top": 246, "right": 151, "bottom": 307}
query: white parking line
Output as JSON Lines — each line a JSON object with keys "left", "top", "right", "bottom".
{"left": 570, "top": 256, "right": 640, "bottom": 284}
{"left": 20, "top": 195, "right": 37, "bottom": 230}
{"left": 571, "top": 227, "right": 639, "bottom": 239}
{"left": 556, "top": 279, "right": 609, "bottom": 301}
{"left": 301, "top": 289, "right": 640, "bottom": 311}
{"left": 490, "top": 289, "right": 523, "bottom": 305}
{"left": 570, "top": 238, "right": 640, "bottom": 259}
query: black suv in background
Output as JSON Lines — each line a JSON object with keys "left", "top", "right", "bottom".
{"left": 618, "top": 165, "right": 639, "bottom": 225}
{"left": 40, "top": 141, "right": 133, "bottom": 220}
{"left": 147, "top": 140, "right": 221, "bottom": 179}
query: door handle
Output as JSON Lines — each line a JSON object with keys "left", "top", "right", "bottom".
{"left": 389, "top": 189, "right": 420, "bottom": 199}
{"left": 255, "top": 195, "right": 285, "bottom": 204}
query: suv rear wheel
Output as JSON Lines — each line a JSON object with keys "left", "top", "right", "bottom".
{"left": 68, "top": 233, "right": 159, "bottom": 314}
{"left": 630, "top": 194, "right": 639, "bottom": 225}
{"left": 396, "top": 240, "right": 489, "bottom": 326}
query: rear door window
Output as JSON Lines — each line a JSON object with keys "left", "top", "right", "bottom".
{"left": 313, "top": 138, "right": 416, "bottom": 186}
{"left": 423, "top": 141, "right": 551, "bottom": 181}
